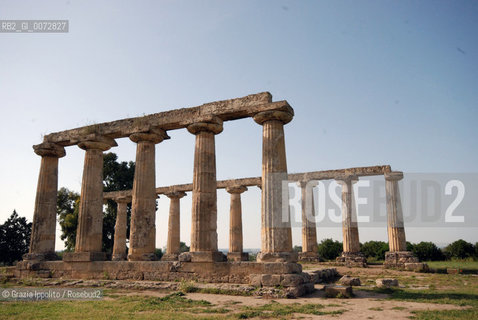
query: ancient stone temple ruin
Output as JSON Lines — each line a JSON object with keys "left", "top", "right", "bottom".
{"left": 16, "top": 92, "right": 423, "bottom": 297}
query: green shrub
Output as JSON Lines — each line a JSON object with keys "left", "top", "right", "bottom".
{"left": 317, "top": 238, "right": 342, "bottom": 260}
{"left": 360, "top": 241, "right": 389, "bottom": 260}
{"left": 444, "top": 239, "right": 475, "bottom": 260}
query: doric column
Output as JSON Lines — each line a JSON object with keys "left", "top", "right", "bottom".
{"left": 24, "top": 142, "right": 66, "bottom": 261}
{"left": 128, "top": 129, "right": 168, "bottom": 261}
{"left": 64, "top": 136, "right": 117, "bottom": 262}
{"left": 112, "top": 196, "right": 131, "bottom": 261}
{"left": 335, "top": 175, "right": 366, "bottom": 266}
{"left": 187, "top": 117, "right": 225, "bottom": 262}
{"left": 162, "top": 191, "right": 187, "bottom": 261}
{"left": 385, "top": 171, "right": 406, "bottom": 251}
{"left": 298, "top": 180, "right": 320, "bottom": 262}
{"left": 253, "top": 110, "right": 296, "bottom": 263}
{"left": 226, "top": 185, "right": 249, "bottom": 261}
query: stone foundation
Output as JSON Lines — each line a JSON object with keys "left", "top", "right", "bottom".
{"left": 161, "top": 253, "right": 179, "bottom": 261}
{"left": 336, "top": 252, "right": 367, "bottom": 267}
{"left": 63, "top": 252, "right": 107, "bottom": 262}
{"left": 384, "top": 251, "right": 428, "bottom": 271}
{"left": 298, "top": 252, "right": 320, "bottom": 262}
{"left": 227, "top": 252, "right": 249, "bottom": 262}
{"left": 15, "top": 260, "right": 314, "bottom": 297}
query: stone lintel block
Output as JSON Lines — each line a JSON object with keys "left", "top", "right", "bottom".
{"left": 23, "top": 252, "right": 58, "bottom": 261}
{"left": 227, "top": 252, "right": 249, "bottom": 262}
{"left": 280, "top": 274, "right": 304, "bottom": 287}
{"left": 376, "top": 278, "right": 399, "bottom": 288}
{"left": 261, "top": 262, "right": 302, "bottom": 274}
{"left": 324, "top": 285, "right": 353, "bottom": 298}
{"left": 189, "top": 251, "right": 227, "bottom": 262}
{"left": 249, "top": 274, "right": 262, "bottom": 286}
{"left": 338, "top": 275, "right": 361, "bottom": 286}
{"left": 161, "top": 253, "right": 179, "bottom": 261}
{"left": 256, "top": 252, "right": 298, "bottom": 263}
{"left": 111, "top": 254, "right": 127, "bottom": 261}
{"left": 63, "top": 252, "right": 106, "bottom": 262}
{"left": 261, "top": 274, "right": 282, "bottom": 286}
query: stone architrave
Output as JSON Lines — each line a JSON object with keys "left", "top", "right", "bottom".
{"left": 253, "top": 110, "right": 297, "bottom": 263}
{"left": 64, "top": 135, "right": 117, "bottom": 262}
{"left": 384, "top": 171, "right": 419, "bottom": 267}
{"left": 226, "top": 185, "right": 249, "bottom": 262}
{"left": 112, "top": 196, "right": 131, "bottom": 261}
{"left": 187, "top": 117, "right": 226, "bottom": 262}
{"left": 24, "top": 142, "right": 66, "bottom": 261}
{"left": 298, "top": 181, "right": 320, "bottom": 262}
{"left": 128, "top": 129, "right": 169, "bottom": 261}
{"left": 335, "top": 175, "right": 366, "bottom": 267}
{"left": 162, "top": 191, "right": 187, "bottom": 261}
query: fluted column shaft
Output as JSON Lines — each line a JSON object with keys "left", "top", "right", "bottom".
{"left": 254, "top": 110, "right": 295, "bottom": 262}
{"left": 112, "top": 198, "right": 130, "bottom": 261}
{"left": 75, "top": 137, "right": 116, "bottom": 258}
{"left": 128, "top": 130, "right": 167, "bottom": 261}
{"left": 385, "top": 172, "right": 407, "bottom": 252}
{"left": 165, "top": 192, "right": 186, "bottom": 256}
{"left": 27, "top": 143, "right": 65, "bottom": 260}
{"left": 299, "top": 181, "right": 318, "bottom": 253}
{"left": 227, "top": 186, "right": 247, "bottom": 253}
{"left": 336, "top": 176, "right": 360, "bottom": 253}
{"left": 188, "top": 120, "right": 223, "bottom": 260}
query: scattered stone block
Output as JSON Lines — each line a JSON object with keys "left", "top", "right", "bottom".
{"left": 376, "top": 278, "right": 399, "bottom": 288}
{"left": 338, "top": 275, "right": 361, "bottom": 286}
{"left": 324, "top": 285, "right": 353, "bottom": 298}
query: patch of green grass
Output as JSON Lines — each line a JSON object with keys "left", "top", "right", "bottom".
{"left": 236, "top": 301, "right": 346, "bottom": 319}
{"left": 425, "top": 260, "right": 478, "bottom": 271}
{"left": 178, "top": 280, "right": 253, "bottom": 296}
{"left": 391, "top": 306, "right": 407, "bottom": 310}
{"left": 369, "top": 307, "right": 383, "bottom": 311}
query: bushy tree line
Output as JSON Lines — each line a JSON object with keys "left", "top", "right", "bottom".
{"left": 316, "top": 238, "right": 478, "bottom": 262}
{"left": 0, "top": 210, "right": 31, "bottom": 265}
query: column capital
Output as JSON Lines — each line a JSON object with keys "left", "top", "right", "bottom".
{"left": 187, "top": 117, "right": 223, "bottom": 135}
{"left": 78, "top": 135, "right": 117, "bottom": 151}
{"left": 297, "top": 180, "right": 318, "bottom": 189}
{"left": 335, "top": 174, "right": 358, "bottom": 185}
{"left": 165, "top": 191, "right": 187, "bottom": 199}
{"left": 226, "top": 185, "right": 247, "bottom": 194}
{"left": 33, "top": 142, "right": 66, "bottom": 158}
{"left": 130, "top": 128, "right": 170, "bottom": 144}
{"left": 384, "top": 171, "right": 404, "bottom": 181}
{"left": 253, "top": 110, "right": 293, "bottom": 125}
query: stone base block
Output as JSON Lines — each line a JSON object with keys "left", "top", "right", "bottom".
{"left": 324, "top": 285, "right": 353, "bottom": 298}
{"left": 128, "top": 253, "right": 157, "bottom": 261}
{"left": 336, "top": 252, "right": 367, "bottom": 267}
{"left": 22, "top": 252, "right": 58, "bottom": 261}
{"left": 298, "top": 251, "right": 321, "bottom": 262}
{"left": 384, "top": 251, "right": 419, "bottom": 268}
{"left": 227, "top": 252, "right": 249, "bottom": 262}
{"left": 189, "top": 251, "right": 227, "bottom": 262}
{"left": 161, "top": 253, "right": 179, "bottom": 261}
{"left": 111, "top": 253, "right": 127, "bottom": 261}
{"left": 256, "top": 251, "right": 298, "bottom": 263}
{"left": 63, "top": 252, "right": 106, "bottom": 262}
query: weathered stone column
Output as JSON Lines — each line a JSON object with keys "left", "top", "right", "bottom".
{"left": 226, "top": 186, "right": 249, "bottom": 261}
{"left": 112, "top": 196, "right": 131, "bottom": 261}
{"left": 64, "top": 136, "right": 117, "bottom": 262}
{"left": 128, "top": 129, "right": 168, "bottom": 261}
{"left": 24, "top": 142, "right": 66, "bottom": 261}
{"left": 186, "top": 117, "right": 225, "bottom": 262}
{"left": 384, "top": 171, "right": 419, "bottom": 268}
{"left": 162, "top": 191, "right": 187, "bottom": 261}
{"left": 335, "top": 175, "right": 366, "bottom": 267}
{"left": 253, "top": 110, "right": 296, "bottom": 263}
{"left": 298, "top": 181, "right": 320, "bottom": 262}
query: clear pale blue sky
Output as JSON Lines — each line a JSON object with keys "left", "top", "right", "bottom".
{"left": 1, "top": 0, "right": 477, "bottom": 250}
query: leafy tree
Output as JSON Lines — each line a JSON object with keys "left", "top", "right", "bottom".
{"left": 360, "top": 241, "right": 389, "bottom": 261}
{"left": 57, "top": 187, "right": 80, "bottom": 251}
{"left": 0, "top": 210, "right": 32, "bottom": 265}
{"left": 444, "top": 239, "right": 475, "bottom": 260}
{"left": 317, "top": 238, "right": 342, "bottom": 260}
{"left": 180, "top": 241, "right": 190, "bottom": 253}
{"left": 411, "top": 241, "right": 444, "bottom": 261}
{"left": 154, "top": 248, "right": 163, "bottom": 260}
